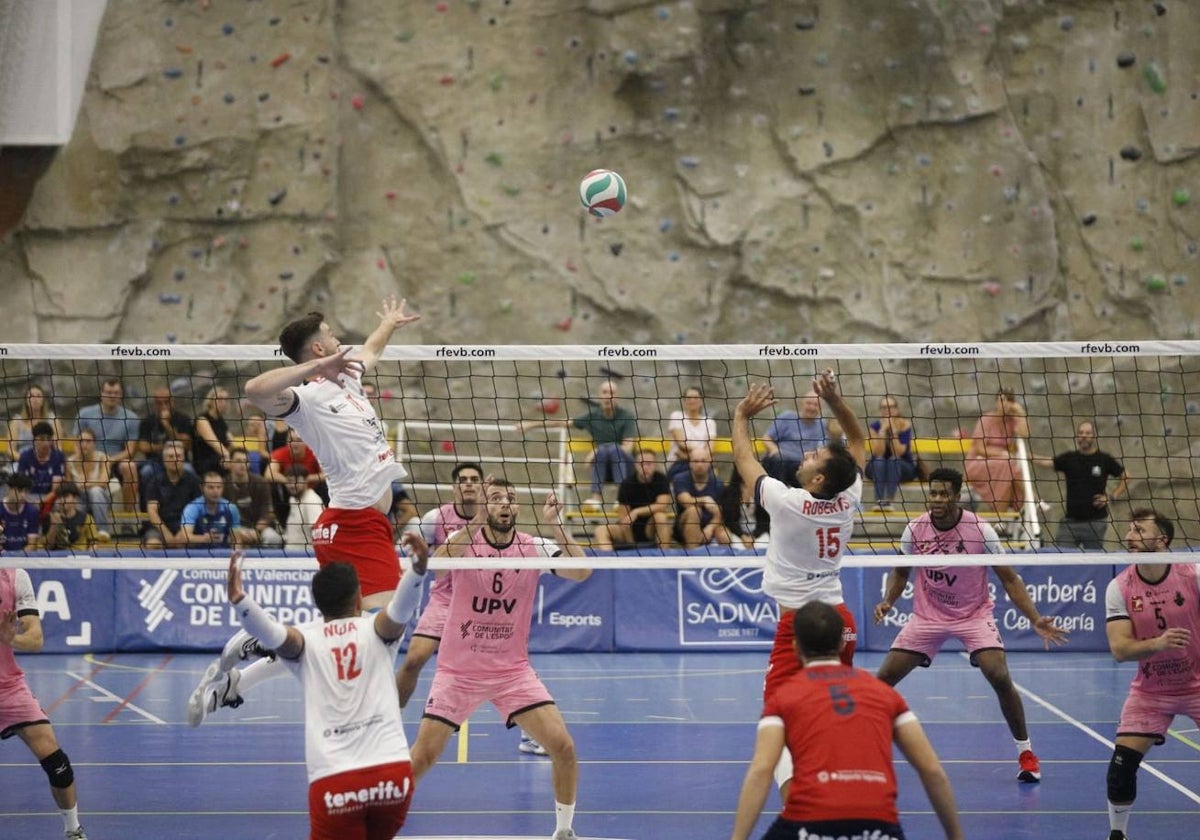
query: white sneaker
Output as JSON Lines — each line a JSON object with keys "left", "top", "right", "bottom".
{"left": 519, "top": 734, "right": 549, "bottom": 756}
{"left": 218, "top": 629, "right": 275, "bottom": 673}
{"left": 186, "top": 662, "right": 243, "bottom": 727}
{"left": 551, "top": 830, "right": 578, "bottom": 840}
{"left": 65, "top": 827, "right": 88, "bottom": 840}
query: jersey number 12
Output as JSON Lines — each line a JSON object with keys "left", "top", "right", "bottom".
{"left": 332, "top": 643, "right": 362, "bottom": 681}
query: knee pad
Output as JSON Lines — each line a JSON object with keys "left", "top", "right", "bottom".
{"left": 1107, "top": 744, "right": 1143, "bottom": 804}
{"left": 40, "top": 749, "right": 74, "bottom": 789}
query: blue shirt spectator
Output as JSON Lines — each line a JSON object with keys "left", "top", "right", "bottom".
{"left": 74, "top": 378, "right": 141, "bottom": 459}
{"left": 1, "top": 473, "right": 42, "bottom": 551}
{"left": 180, "top": 472, "right": 240, "bottom": 547}
{"left": 16, "top": 421, "right": 67, "bottom": 499}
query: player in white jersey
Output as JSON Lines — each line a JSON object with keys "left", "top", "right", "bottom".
{"left": 408, "top": 479, "right": 590, "bottom": 840}
{"left": 222, "top": 544, "right": 428, "bottom": 840}
{"left": 188, "top": 298, "right": 419, "bottom": 725}
{"left": 1103, "top": 509, "right": 1200, "bottom": 840}
{"left": 731, "top": 371, "right": 866, "bottom": 795}
{"left": 872, "top": 467, "right": 1068, "bottom": 783}
{"left": 0, "top": 567, "right": 89, "bottom": 840}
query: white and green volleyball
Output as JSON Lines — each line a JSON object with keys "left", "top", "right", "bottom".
{"left": 579, "top": 169, "right": 627, "bottom": 217}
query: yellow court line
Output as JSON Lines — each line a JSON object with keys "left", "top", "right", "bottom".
{"left": 1167, "top": 728, "right": 1200, "bottom": 753}
{"left": 457, "top": 718, "right": 470, "bottom": 763}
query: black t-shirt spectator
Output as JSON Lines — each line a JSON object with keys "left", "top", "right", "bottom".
{"left": 192, "top": 414, "right": 230, "bottom": 477}
{"left": 144, "top": 471, "right": 202, "bottom": 532}
{"left": 1053, "top": 450, "right": 1124, "bottom": 521}
{"left": 137, "top": 410, "right": 195, "bottom": 465}
{"left": 617, "top": 471, "right": 671, "bottom": 511}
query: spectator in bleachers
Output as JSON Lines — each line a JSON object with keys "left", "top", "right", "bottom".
{"left": 181, "top": 472, "right": 240, "bottom": 548}
{"left": 66, "top": 428, "right": 113, "bottom": 535}
{"left": 42, "top": 483, "right": 107, "bottom": 550}
{"left": 1, "top": 473, "right": 42, "bottom": 551}
{"left": 224, "top": 446, "right": 282, "bottom": 547}
{"left": 517, "top": 379, "right": 637, "bottom": 509}
{"left": 1032, "top": 420, "right": 1129, "bottom": 550}
{"left": 140, "top": 527, "right": 165, "bottom": 550}
{"left": 665, "top": 386, "right": 718, "bottom": 480}
{"left": 191, "top": 386, "right": 233, "bottom": 478}
{"left": 592, "top": 446, "right": 672, "bottom": 551}
{"left": 135, "top": 386, "right": 194, "bottom": 485}
{"left": 6, "top": 384, "right": 64, "bottom": 458}
{"left": 865, "top": 395, "right": 918, "bottom": 509}
{"left": 266, "top": 428, "right": 326, "bottom": 526}
{"left": 760, "top": 389, "right": 827, "bottom": 488}
{"left": 143, "top": 440, "right": 202, "bottom": 548}
{"left": 964, "top": 389, "right": 1029, "bottom": 518}
{"left": 671, "top": 445, "right": 733, "bottom": 549}
{"left": 719, "top": 466, "right": 769, "bottom": 549}
{"left": 16, "top": 421, "right": 67, "bottom": 505}
{"left": 73, "top": 377, "right": 141, "bottom": 514}
{"left": 281, "top": 464, "right": 324, "bottom": 549}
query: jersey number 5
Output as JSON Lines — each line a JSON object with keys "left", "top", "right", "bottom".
{"left": 815, "top": 527, "right": 841, "bottom": 559}
{"left": 332, "top": 643, "right": 362, "bottom": 681}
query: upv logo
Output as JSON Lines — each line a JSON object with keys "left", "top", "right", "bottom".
{"left": 137, "top": 569, "right": 178, "bottom": 631}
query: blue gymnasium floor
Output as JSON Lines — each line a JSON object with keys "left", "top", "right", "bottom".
{"left": 1, "top": 651, "right": 1197, "bottom": 840}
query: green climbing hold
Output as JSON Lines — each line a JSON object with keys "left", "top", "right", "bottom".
{"left": 457, "top": 271, "right": 477, "bottom": 285}
{"left": 1130, "top": 236, "right": 1145, "bottom": 252}
{"left": 1143, "top": 60, "right": 1167, "bottom": 93}
{"left": 1146, "top": 274, "right": 1167, "bottom": 292}
{"left": 1173, "top": 188, "right": 1190, "bottom": 207}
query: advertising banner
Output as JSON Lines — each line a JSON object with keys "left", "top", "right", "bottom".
{"left": 26, "top": 569, "right": 116, "bottom": 653}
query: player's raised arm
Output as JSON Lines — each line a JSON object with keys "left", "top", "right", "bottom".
{"left": 352, "top": 295, "right": 421, "bottom": 373}
{"left": 814, "top": 370, "right": 865, "bottom": 470}
{"left": 732, "top": 384, "right": 773, "bottom": 487}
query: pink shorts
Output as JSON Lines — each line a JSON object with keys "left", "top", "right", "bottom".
{"left": 890, "top": 612, "right": 1003, "bottom": 667}
{"left": 1118, "top": 690, "right": 1200, "bottom": 745}
{"left": 0, "top": 679, "right": 49, "bottom": 740}
{"left": 424, "top": 666, "right": 554, "bottom": 729}
{"left": 412, "top": 575, "right": 453, "bottom": 640}
{"left": 308, "top": 761, "right": 413, "bottom": 840}
{"left": 312, "top": 507, "right": 399, "bottom": 597}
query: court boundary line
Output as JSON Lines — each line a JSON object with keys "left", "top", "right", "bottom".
{"left": 64, "top": 669, "right": 166, "bottom": 725}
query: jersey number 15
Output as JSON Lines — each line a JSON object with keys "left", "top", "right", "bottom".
{"left": 815, "top": 527, "right": 841, "bottom": 559}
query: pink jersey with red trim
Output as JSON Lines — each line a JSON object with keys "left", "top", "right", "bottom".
{"left": 284, "top": 371, "right": 406, "bottom": 510}
{"left": 901, "top": 510, "right": 1003, "bottom": 621}
{"left": 1107, "top": 564, "right": 1200, "bottom": 697}
{"left": 436, "top": 530, "right": 546, "bottom": 679}
{"left": 0, "top": 569, "right": 36, "bottom": 690}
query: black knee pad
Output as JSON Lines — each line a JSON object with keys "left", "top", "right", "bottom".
{"left": 1106, "top": 744, "right": 1143, "bottom": 804}
{"left": 40, "top": 749, "right": 74, "bottom": 789}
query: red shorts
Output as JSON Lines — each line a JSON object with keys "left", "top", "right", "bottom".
{"left": 764, "top": 603, "right": 857, "bottom": 701}
{"left": 0, "top": 679, "right": 48, "bottom": 740}
{"left": 312, "top": 508, "right": 399, "bottom": 597}
{"left": 308, "top": 761, "right": 413, "bottom": 840}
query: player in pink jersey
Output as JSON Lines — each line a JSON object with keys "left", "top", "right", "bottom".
{"left": 187, "top": 298, "right": 420, "bottom": 726}
{"left": 732, "top": 371, "right": 866, "bottom": 796}
{"left": 872, "top": 467, "right": 1068, "bottom": 784}
{"left": 1103, "top": 509, "right": 1200, "bottom": 840}
{"left": 395, "top": 461, "right": 483, "bottom": 708}
{"left": 731, "top": 601, "right": 962, "bottom": 840}
{"left": 0, "top": 567, "right": 89, "bottom": 839}
{"left": 408, "top": 479, "right": 590, "bottom": 840}
{"left": 221, "top": 544, "right": 428, "bottom": 840}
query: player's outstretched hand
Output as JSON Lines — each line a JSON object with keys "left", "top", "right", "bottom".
{"left": 226, "top": 549, "right": 246, "bottom": 605}
{"left": 813, "top": 369, "right": 842, "bottom": 405}
{"left": 1033, "top": 615, "right": 1069, "bottom": 649}
{"left": 313, "top": 345, "right": 365, "bottom": 381}
{"left": 400, "top": 532, "right": 430, "bottom": 576}
{"left": 377, "top": 295, "right": 421, "bottom": 331}
{"left": 736, "top": 383, "right": 776, "bottom": 419}
{"left": 542, "top": 491, "right": 565, "bottom": 524}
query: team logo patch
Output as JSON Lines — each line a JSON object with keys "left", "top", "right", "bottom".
{"left": 1130, "top": 595, "right": 1144, "bottom": 612}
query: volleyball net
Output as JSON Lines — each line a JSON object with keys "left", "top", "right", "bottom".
{"left": 0, "top": 340, "right": 1195, "bottom": 653}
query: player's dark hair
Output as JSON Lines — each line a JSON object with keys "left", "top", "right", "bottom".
{"left": 6, "top": 472, "right": 32, "bottom": 491}
{"left": 793, "top": 601, "right": 844, "bottom": 659}
{"left": 58, "top": 481, "right": 81, "bottom": 499}
{"left": 927, "top": 467, "right": 963, "bottom": 496}
{"left": 1130, "top": 507, "right": 1175, "bottom": 547}
{"left": 312, "top": 562, "right": 361, "bottom": 618}
{"left": 451, "top": 461, "right": 484, "bottom": 482}
{"left": 279, "top": 311, "right": 325, "bottom": 364}
{"left": 814, "top": 442, "right": 857, "bottom": 498}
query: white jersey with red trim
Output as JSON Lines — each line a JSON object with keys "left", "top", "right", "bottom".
{"left": 283, "top": 616, "right": 410, "bottom": 783}
{"left": 283, "top": 371, "right": 407, "bottom": 509}
{"left": 756, "top": 473, "right": 862, "bottom": 609}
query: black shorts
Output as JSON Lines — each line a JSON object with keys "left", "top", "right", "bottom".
{"left": 762, "top": 818, "right": 905, "bottom": 840}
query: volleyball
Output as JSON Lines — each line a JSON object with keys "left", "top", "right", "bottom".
{"left": 579, "top": 168, "right": 627, "bottom": 217}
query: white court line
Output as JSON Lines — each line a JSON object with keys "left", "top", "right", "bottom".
{"left": 64, "top": 670, "right": 166, "bottom": 725}
{"left": 1013, "top": 679, "right": 1200, "bottom": 805}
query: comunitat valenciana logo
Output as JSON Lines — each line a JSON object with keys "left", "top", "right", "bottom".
{"left": 696, "top": 568, "right": 764, "bottom": 595}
